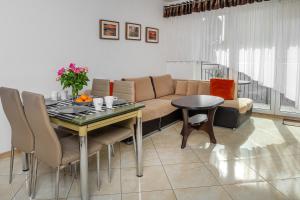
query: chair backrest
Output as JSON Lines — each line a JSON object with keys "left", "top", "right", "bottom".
{"left": 0, "top": 87, "right": 34, "bottom": 153}
{"left": 22, "top": 91, "right": 62, "bottom": 168}
{"left": 113, "top": 80, "right": 135, "bottom": 102}
{"left": 91, "top": 79, "right": 110, "bottom": 97}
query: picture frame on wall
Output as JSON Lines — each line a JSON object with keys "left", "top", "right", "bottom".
{"left": 145, "top": 27, "right": 159, "bottom": 43}
{"left": 125, "top": 22, "right": 141, "bottom": 41}
{"left": 99, "top": 20, "right": 119, "bottom": 40}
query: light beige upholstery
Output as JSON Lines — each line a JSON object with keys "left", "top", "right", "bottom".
{"left": 91, "top": 79, "right": 110, "bottom": 97}
{"left": 0, "top": 87, "right": 34, "bottom": 153}
{"left": 113, "top": 80, "right": 135, "bottom": 102}
{"left": 151, "top": 74, "right": 174, "bottom": 98}
{"left": 175, "top": 81, "right": 188, "bottom": 95}
{"left": 91, "top": 126, "right": 132, "bottom": 145}
{"left": 22, "top": 91, "right": 102, "bottom": 167}
{"left": 141, "top": 99, "right": 177, "bottom": 122}
{"left": 186, "top": 81, "right": 198, "bottom": 96}
{"left": 159, "top": 94, "right": 183, "bottom": 101}
{"left": 197, "top": 81, "right": 210, "bottom": 95}
{"left": 124, "top": 77, "right": 155, "bottom": 102}
{"left": 220, "top": 98, "right": 253, "bottom": 114}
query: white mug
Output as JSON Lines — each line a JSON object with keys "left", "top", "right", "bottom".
{"left": 104, "top": 96, "right": 118, "bottom": 109}
{"left": 51, "top": 91, "right": 58, "bottom": 101}
{"left": 93, "top": 98, "right": 103, "bottom": 111}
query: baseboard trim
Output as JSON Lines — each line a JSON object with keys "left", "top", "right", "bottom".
{"left": 0, "top": 149, "right": 21, "bottom": 159}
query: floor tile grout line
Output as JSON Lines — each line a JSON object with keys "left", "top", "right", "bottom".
{"left": 150, "top": 135, "right": 178, "bottom": 200}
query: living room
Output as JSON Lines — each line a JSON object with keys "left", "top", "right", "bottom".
{"left": 0, "top": 0, "right": 300, "bottom": 200}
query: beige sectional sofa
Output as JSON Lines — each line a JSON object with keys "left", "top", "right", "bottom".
{"left": 122, "top": 74, "right": 253, "bottom": 136}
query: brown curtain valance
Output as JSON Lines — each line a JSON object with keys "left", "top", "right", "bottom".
{"left": 164, "top": 0, "right": 270, "bottom": 18}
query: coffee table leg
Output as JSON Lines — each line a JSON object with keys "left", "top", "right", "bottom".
{"left": 203, "top": 108, "right": 217, "bottom": 144}
{"left": 181, "top": 109, "right": 192, "bottom": 149}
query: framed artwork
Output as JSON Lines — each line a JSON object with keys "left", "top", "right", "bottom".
{"left": 145, "top": 27, "right": 159, "bottom": 43}
{"left": 125, "top": 22, "right": 141, "bottom": 40}
{"left": 99, "top": 20, "right": 119, "bottom": 40}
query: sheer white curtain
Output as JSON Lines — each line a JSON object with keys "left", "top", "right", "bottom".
{"left": 165, "top": 0, "right": 300, "bottom": 108}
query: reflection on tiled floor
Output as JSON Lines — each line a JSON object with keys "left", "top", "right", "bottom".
{"left": 1, "top": 114, "right": 300, "bottom": 199}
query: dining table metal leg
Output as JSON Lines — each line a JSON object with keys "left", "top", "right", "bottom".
{"left": 136, "top": 110, "right": 143, "bottom": 177}
{"left": 79, "top": 126, "right": 89, "bottom": 200}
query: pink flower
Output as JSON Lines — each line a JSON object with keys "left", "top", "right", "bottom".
{"left": 69, "top": 63, "right": 76, "bottom": 72}
{"left": 57, "top": 67, "right": 65, "bottom": 76}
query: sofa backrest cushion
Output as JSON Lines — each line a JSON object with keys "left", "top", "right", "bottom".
{"left": 198, "top": 81, "right": 210, "bottom": 95}
{"left": 151, "top": 74, "right": 174, "bottom": 98}
{"left": 175, "top": 81, "right": 188, "bottom": 95}
{"left": 210, "top": 78, "right": 235, "bottom": 100}
{"left": 123, "top": 77, "right": 155, "bottom": 102}
{"left": 186, "top": 81, "right": 198, "bottom": 96}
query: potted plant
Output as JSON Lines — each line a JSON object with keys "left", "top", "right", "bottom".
{"left": 56, "top": 63, "right": 89, "bottom": 99}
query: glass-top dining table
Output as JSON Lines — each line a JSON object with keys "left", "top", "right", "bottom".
{"left": 46, "top": 100, "right": 145, "bottom": 200}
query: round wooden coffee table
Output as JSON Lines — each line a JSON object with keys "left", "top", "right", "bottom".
{"left": 171, "top": 95, "right": 224, "bottom": 149}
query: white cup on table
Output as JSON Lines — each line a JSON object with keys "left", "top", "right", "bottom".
{"left": 104, "top": 96, "right": 118, "bottom": 109}
{"left": 93, "top": 98, "right": 103, "bottom": 111}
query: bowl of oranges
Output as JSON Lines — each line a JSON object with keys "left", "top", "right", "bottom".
{"left": 74, "top": 94, "right": 93, "bottom": 106}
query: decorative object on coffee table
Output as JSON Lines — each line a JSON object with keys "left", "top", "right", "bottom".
{"left": 171, "top": 95, "right": 224, "bottom": 148}
{"left": 145, "top": 27, "right": 159, "bottom": 43}
{"left": 125, "top": 22, "right": 141, "bottom": 40}
{"left": 56, "top": 63, "right": 89, "bottom": 99}
{"left": 99, "top": 20, "right": 119, "bottom": 40}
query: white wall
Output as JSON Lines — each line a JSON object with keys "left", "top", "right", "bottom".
{"left": 0, "top": 0, "right": 167, "bottom": 153}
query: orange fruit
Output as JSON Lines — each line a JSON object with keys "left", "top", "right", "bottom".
{"left": 80, "top": 94, "right": 88, "bottom": 101}
{"left": 86, "top": 97, "right": 93, "bottom": 102}
{"left": 75, "top": 98, "right": 83, "bottom": 103}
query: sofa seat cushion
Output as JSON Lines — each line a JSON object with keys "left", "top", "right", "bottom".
{"left": 141, "top": 99, "right": 177, "bottom": 122}
{"left": 123, "top": 77, "right": 155, "bottom": 102}
{"left": 152, "top": 74, "right": 174, "bottom": 98}
{"left": 220, "top": 98, "right": 253, "bottom": 114}
{"left": 159, "top": 95, "right": 183, "bottom": 101}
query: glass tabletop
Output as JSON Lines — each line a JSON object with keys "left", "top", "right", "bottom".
{"left": 48, "top": 101, "right": 145, "bottom": 126}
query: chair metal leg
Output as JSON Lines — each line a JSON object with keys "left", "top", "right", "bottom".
{"left": 111, "top": 144, "right": 115, "bottom": 157}
{"left": 55, "top": 167, "right": 60, "bottom": 200}
{"left": 73, "top": 163, "right": 78, "bottom": 179}
{"left": 9, "top": 146, "right": 14, "bottom": 184}
{"left": 132, "top": 135, "right": 137, "bottom": 153}
{"left": 28, "top": 153, "right": 34, "bottom": 196}
{"left": 31, "top": 156, "right": 38, "bottom": 199}
{"left": 96, "top": 151, "right": 101, "bottom": 190}
{"left": 107, "top": 145, "right": 112, "bottom": 183}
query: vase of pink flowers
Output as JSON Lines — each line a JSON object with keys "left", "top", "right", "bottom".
{"left": 56, "top": 63, "right": 89, "bottom": 99}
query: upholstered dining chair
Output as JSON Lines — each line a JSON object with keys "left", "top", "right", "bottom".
{"left": 0, "top": 87, "right": 35, "bottom": 192}
{"left": 90, "top": 79, "right": 110, "bottom": 97}
{"left": 91, "top": 121, "right": 136, "bottom": 183}
{"left": 89, "top": 80, "right": 137, "bottom": 183}
{"left": 22, "top": 91, "right": 103, "bottom": 199}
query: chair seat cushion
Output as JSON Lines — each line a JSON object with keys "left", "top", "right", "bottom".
{"left": 220, "top": 98, "right": 253, "bottom": 114}
{"left": 60, "top": 136, "right": 102, "bottom": 165}
{"left": 159, "top": 94, "right": 183, "bottom": 101}
{"left": 90, "top": 126, "right": 133, "bottom": 145}
{"left": 141, "top": 99, "right": 177, "bottom": 122}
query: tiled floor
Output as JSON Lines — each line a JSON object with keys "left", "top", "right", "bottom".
{"left": 1, "top": 114, "right": 300, "bottom": 200}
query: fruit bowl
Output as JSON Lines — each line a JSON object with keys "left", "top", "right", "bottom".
{"left": 74, "top": 94, "right": 93, "bottom": 106}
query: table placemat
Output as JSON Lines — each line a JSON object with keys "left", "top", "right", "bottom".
{"left": 47, "top": 99, "right": 134, "bottom": 122}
